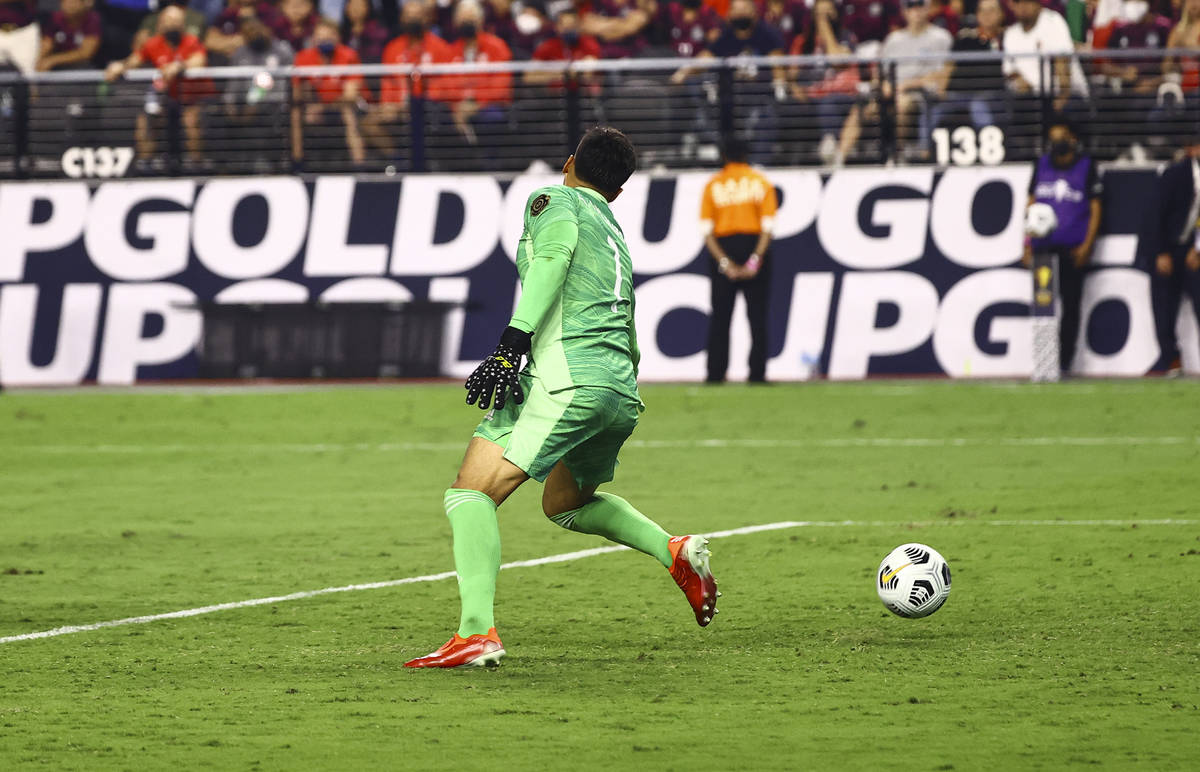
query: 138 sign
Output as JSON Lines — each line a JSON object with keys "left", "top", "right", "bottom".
{"left": 932, "top": 126, "right": 1006, "bottom": 167}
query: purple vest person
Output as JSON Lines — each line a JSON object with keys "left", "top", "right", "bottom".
{"left": 1030, "top": 153, "right": 1099, "bottom": 250}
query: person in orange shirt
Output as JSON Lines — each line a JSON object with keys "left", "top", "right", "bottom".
{"left": 699, "top": 136, "right": 778, "bottom": 383}
{"left": 292, "top": 18, "right": 366, "bottom": 166}
{"left": 104, "top": 5, "right": 210, "bottom": 166}
{"left": 362, "top": 1, "right": 451, "bottom": 159}
{"left": 436, "top": 0, "right": 512, "bottom": 166}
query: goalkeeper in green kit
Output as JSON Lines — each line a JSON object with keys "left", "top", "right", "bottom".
{"left": 405, "top": 127, "right": 720, "bottom": 669}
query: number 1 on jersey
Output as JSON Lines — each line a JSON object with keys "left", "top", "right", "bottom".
{"left": 608, "top": 235, "right": 622, "bottom": 314}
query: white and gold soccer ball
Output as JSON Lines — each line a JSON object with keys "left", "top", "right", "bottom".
{"left": 1025, "top": 202, "right": 1058, "bottom": 239}
{"left": 876, "top": 543, "right": 951, "bottom": 618}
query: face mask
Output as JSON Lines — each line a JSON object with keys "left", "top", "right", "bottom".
{"left": 731, "top": 16, "right": 753, "bottom": 30}
{"left": 406, "top": 21, "right": 425, "bottom": 37}
{"left": 163, "top": 28, "right": 183, "bottom": 46}
{"left": 459, "top": 22, "right": 478, "bottom": 38}
{"left": 1051, "top": 139, "right": 1074, "bottom": 156}
{"left": 317, "top": 40, "right": 336, "bottom": 57}
{"left": 248, "top": 35, "right": 270, "bottom": 52}
{"left": 562, "top": 30, "right": 580, "bottom": 46}
{"left": 1121, "top": 0, "right": 1148, "bottom": 21}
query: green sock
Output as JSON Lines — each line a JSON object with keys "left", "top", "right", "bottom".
{"left": 443, "top": 488, "right": 501, "bottom": 638}
{"left": 549, "top": 492, "right": 673, "bottom": 568}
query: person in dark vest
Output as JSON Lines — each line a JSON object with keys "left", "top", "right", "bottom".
{"left": 1145, "top": 135, "right": 1200, "bottom": 373}
{"left": 1022, "top": 115, "right": 1103, "bottom": 373}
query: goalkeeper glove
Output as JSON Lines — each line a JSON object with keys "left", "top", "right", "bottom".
{"left": 465, "top": 326, "right": 532, "bottom": 411}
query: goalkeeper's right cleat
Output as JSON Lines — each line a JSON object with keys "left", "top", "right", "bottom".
{"left": 668, "top": 535, "right": 719, "bottom": 627}
{"left": 403, "top": 628, "right": 506, "bottom": 669}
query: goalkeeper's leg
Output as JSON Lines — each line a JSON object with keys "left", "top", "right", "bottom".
{"left": 543, "top": 463, "right": 719, "bottom": 627}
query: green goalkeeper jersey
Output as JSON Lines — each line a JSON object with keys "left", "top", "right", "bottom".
{"left": 509, "top": 184, "right": 640, "bottom": 403}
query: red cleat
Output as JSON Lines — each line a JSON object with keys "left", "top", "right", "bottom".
{"left": 403, "top": 628, "right": 506, "bottom": 669}
{"left": 668, "top": 535, "right": 720, "bottom": 627}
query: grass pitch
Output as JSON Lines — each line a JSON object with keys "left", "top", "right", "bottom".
{"left": 1, "top": 380, "right": 1199, "bottom": 770}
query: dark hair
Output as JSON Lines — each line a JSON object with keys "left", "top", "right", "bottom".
{"left": 720, "top": 136, "right": 750, "bottom": 163}
{"left": 573, "top": 126, "right": 637, "bottom": 197}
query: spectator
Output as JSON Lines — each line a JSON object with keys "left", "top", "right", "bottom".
{"left": 580, "top": 0, "right": 653, "bottom": 59}
{"left": 104, "top": 5, "right": 209, "bottom": 165}
{"left": 0, "top": 0, "right": 38, "bottom": 74}
{"left": 38, "top": 0, "right": 101, "bottom": 71}
{"left": 292, "top": 17, "right": 366, "bottom": 164}
{"left": 206, "top": 0, "right": 282, "bottom": 62}
{"left": 1003, "top": 0, "right": 1088, "bottom": 112}
{"left": 527, "top": 7, "right": 602, "bottom": 92}
{"left": 440, "top": 0, "right": 512, "bottom": 156}
{"left": 363, "top": 1, "right": 451, "bottom": 156}
{"left": 340, "top": 0, "right": 388, "bottom": 63}
{"left": 671, "top": 0, "right": 786, "bottom": 160}
{"left": 1164, "top": 0, "right": 1200, "bottom": 134}
{"left": 484, "top": 0, "right": 547, "bottom": 59}
{"left": 880, "top": 0, "right": 952, "bottom": 159}
{"left": 657, "top": 0, "right": 722, "bottom": 58}
{"left": 132, "top": 0, "right": 207, "bottom": 55}
{"left": 1099, "top": 0, "right": 1171, "bottom": 91}
{"left": 786, "top": 0, "right": 860, "bottom": 165}
{"left": 272, "top": 0, "right": 318, "bottom": 53}
{"left": 761, "top": 0, "right": 808, "bottom": 51}
{"left": 930, "top": 0, "right": 1006, "bottom": 135}
{"left": 839, "top": 0, "right": 902, "bottom": 50}
{"left": 222, "top": 16, "right": 292, "bottom": 168}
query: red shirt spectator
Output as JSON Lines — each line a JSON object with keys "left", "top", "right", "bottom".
{"left": 140, "top": 32, "right": 211, "bottom": 101}
{"left": 928, "top": 0, "right": 960, "bottom": 36}
{"left": 271, "top": 0, "right": 317, "bottom": 53}
{"left": 381, "top": 32, "right": 453, "bottom": 103}
{"left": 294, "top": 43, "right": 364, "bottom": 103}
{"left": 660, "top": 0, "right": 723, "bottom": 57}
{"left": 584, "top": 0, "right": 651, "bottom": 58}
{"left": 442, "top": 31, "right": 512, "bottom": 107}
{"left": 485, "top": 0, "right": 548, "bottom": 58}
{"left": 531, "top": 30, "right": 602, "bottom": 92}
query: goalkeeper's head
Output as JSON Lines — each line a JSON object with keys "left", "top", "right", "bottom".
{"left": 563, "top": 126, "right": 637, "bottom": 203}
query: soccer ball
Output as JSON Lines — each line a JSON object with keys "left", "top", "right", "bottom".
{"left": 1025, "top": 202, "right": 1058, "bottom": 239}
{"left": 876, "top": 543, "right": 951, "bottom": 618}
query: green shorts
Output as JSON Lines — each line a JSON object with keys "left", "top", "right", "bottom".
{"left": 473, "top": 373, "right": 640, "bottom": 488}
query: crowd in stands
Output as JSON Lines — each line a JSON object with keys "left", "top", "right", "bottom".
{"left": 2, "top": 0, "right": 1200, "bottom": 166}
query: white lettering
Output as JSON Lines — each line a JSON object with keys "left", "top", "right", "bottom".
{"left": 828, "top": 271, "right": 939, "bottom": 378}
{"left": 767, "top": 272, "right": 835, "bottom": 380}
{"left": 97, "top": 283, "right": 202, "bottom": 385}
{"left": 193, "top": 177, "right": 308, "bottom": 279}
{"left": 85, "top": 180, "right": 196, "bottom": 281}
{"left": 930, "top": 166, "right": 1029, "bottom": 269}
{"left": 933, "top": 269, "right": 1031, "bottom": 377}
{"left": 391, "top": 176, "right": 500, "bottom": 276}
{"left": 0, "top": 182, "right": 90, "bottom": 282}
{"left": 1073, "top": 268, "right": 1157, "bottom": 376}
{"left": 304, "top": 177, "right": 389, "bottom": 277}
{"left": 817, "top": 169, "right": 933, "bottom": 269}
{"left": 632, "top": 273, "right": 710, "bottom": 380}
{"left": 0, "top": 283, "right": 101, "bottom": 386}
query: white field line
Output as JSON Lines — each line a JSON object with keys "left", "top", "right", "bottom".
{"left": 2, "top": 518, "right": 1197, "bottom": 646}
{"left": 9, "top": 436, "right": 1200, "bottom": 454}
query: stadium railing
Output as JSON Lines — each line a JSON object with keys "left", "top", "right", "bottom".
{"left": 0, "top": 48, "right": 1195, "bottom": 178}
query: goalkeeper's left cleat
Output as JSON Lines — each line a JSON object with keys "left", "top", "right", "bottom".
{"left": 668, "top": 535, "right": 720, "bottom": 627}
{"left": 403, "top": 628, "right": 506, "bottom": 669}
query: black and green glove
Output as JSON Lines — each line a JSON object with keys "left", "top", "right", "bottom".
{"left": 464, "top": 326, "right": 532, "bottom": 410}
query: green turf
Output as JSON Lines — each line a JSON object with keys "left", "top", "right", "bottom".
{"left": 1, "top": 381, "right": 1199, "bottom": 770}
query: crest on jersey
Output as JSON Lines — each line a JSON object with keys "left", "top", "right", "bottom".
{"left": 530, "top": 194, "right": 550, "bottom": 217}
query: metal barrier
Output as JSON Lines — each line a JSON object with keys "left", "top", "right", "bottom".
{"left": 1, "top": 48, "right": 1196, "bottom": 178}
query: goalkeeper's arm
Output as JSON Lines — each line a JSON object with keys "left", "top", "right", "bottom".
{"left": 464, "top": 216, "right": 579, "bottom": 410}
